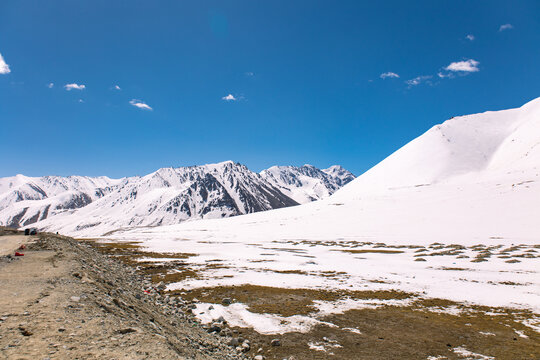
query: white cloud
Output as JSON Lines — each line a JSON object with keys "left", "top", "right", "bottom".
{"left": 64, "top": 83, "right": 86, "bottom": 91}
{"left": 222, "top": 94, "right": 237, "bottom": 101}
{"left": 445, "top": 59, "right": 480, "bottom": 72}
{"left": 438, "top": 72, "right": 453, "bottom": 79}
{"left": 245, "top": 72, "right": 254, "bottom": 76}
{"left": 114, "top": 85, "right": 121, "bottom": 90}
{"left": 406, "top": 75, "right": 432, "bottom": 87}
{"left": 380, "top": 72, "right": 399, "bottom": 79}
{"left": 0, "top": 53, "right": 11, "bottom": 74}
{"left": 47, "top": 82, "right": 54, "bottom": 88}
{"left": 466, "top": 34, "right": 475, "bottom": 41}
{"left": 78, "top": 99, "right": 84, "bottom": 103}
{"left": 129, "top": 99, "right": 152, "bottom": 110}
{"left": 499, "top": 23, "right": 513, "bottom": 32}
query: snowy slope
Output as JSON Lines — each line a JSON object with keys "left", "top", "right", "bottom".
{"left": 0, "top": 162, "right": 353, "bottom": 235}
{"left": 106, "top": 97, "right": 540, "bottom": 311}
{"left": 260, "top": 165, "right": 355, "bottom": 203}
{"left": 115, "top": 97, "right": 540, "bottom": 244}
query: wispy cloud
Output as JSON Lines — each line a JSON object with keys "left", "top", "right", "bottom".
{"left": 64, "top": 83, "right": 86, "bottom": 91}
{"left": 78, "top": 99, "right": 84, "bottom": 103}
{"left": 499, "top": 23, "right": 513, "bottom": 32}
{"left": 47, "top": 82, "right": 54, "bottom": 88}
{"left": 114, "top": 85, "right": 121, "bottom": 90}
{"left": 466, "top": 34, "right": 475, "bottom": 41}
{"left": 245, "top": 72, "right": 254, "bottom": 77}
{"left": 0, "top": 53, "right": 11, "bottom": 74}
{"left": 406, "top": 75, "right": 432, "bottom": 87}
{"left": 222, "top": 94, "right": 237, "bottom": 101}
{"left": 437, "top": 72, "right": 453, "bottom": 79}
{"left": 445, "top": 59, "right": 479, "bottom": 72}
{"left": 380, "top": 72, "right": 399, "bottom": 79}
{"left": 129, "top": 99, "right": 152, "bottom": 110}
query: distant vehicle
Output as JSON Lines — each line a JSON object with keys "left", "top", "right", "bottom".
{"left": 24, "top": 228, "right": 38, "bottom": 235}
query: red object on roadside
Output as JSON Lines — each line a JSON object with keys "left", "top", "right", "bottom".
{"left": 144, "top": 290, "right": 150, "bottom": 294}
{"left": 14, "top": 252, "right": 24, "bottom": 256}
{"left": 19, "top": 244, "right": 26, "bottom": 250}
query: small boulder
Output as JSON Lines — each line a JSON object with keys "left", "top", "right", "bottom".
{"left": 222, "top": 298, "right": 232, "bottom": 306}
{"left": 208, "top": 323, "right": 222, "bottom": 333}
{"left": 270, "top": 338, "right": 281, "bottom": 347}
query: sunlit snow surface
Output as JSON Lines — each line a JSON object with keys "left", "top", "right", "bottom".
{"left": 105, "top": 98, "right": 540, "bottom": 332}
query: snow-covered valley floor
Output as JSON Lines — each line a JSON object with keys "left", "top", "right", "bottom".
{"left": 100, "top": 234, "right": 540, "bottom": 325}
{"left": 88, "top": 235, "right": 539, "bottom": 359}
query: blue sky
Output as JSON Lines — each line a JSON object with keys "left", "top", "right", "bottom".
{"left": 1, "top": 0, "right": 539, "bottom": 178}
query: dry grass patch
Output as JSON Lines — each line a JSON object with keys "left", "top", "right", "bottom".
{"left": 337, "top": 249, "right": 405, "bottom": 254}
{"left": 171, "top": 285, "right": 412, "bottom": 317}
{"left": 80, "top": 239, "right": 200, "bottom": 284}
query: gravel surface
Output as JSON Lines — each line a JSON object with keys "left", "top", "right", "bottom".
{"left": 0, "top": 230, "right": 245, "bottom": 359}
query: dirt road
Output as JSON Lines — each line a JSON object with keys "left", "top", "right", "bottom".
{"left": 0, "top": 234, "right": 34, "bottom": 256}
{"left": 0, "top": 231, "right": 242, "bottom": 360}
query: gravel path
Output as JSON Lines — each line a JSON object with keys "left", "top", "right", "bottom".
{"left": 0, "top": 230, "right": 244, "bottom": 359}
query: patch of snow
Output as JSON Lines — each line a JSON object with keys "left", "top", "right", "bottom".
{"left": 193, "top": 303, "right": 324, "bottom": 335}
{"left": 452, "top": 346, "right": 494, "bottom": 359}
{"left": 307, "top": 342, "right": 327, "bottom": 352}
{"left": 342, "top": 327, "right": 362, "bottom": 334}
{"left": 307, "top": 338, "right": 342, "bottom": 354}
{"left": 479, "top": 331, "right": 495, "bottom": 336}
{"left": 427, "top": 306, "right": 466, "bottom": 316}
{"left": 314, "top": 297, "right": 415, "bottom": 315}
{"left": 520, "top": 317, "right": 540, "bottom": 332}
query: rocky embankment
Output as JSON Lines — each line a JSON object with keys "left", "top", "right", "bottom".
{"left": 0, "top": 229, "right": 246, "bottom": 359}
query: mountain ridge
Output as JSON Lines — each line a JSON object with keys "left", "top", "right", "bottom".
{"left": 0, "top": 161, "right": 355, "bottom": 234}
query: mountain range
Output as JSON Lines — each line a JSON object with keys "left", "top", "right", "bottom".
{"left": 0, "top": 162, "right": 354, "bottom": 235}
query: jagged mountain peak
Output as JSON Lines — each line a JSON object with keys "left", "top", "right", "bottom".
{"left": 260, "top": 164, "right": 356, "bottom": 203}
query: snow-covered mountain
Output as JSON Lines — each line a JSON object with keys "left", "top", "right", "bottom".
{"left": 0, "top": 161, "right": 353, "bottom": 235}
{"left": 260, "top": 165, "right": 355, "bottom": 203}
{"left": 114, "top": 97, "right": 540, "bottom": 244}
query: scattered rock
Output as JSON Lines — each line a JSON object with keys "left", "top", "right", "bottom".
{"left": 270, "top": 338, "right": 281, "bottom": 347}
{"left": 116, "top": 327, "right": 137, "bottom": 334}
{"left": 222, "top": 298, "right": 232, "bottom": 306}
{"left": 18, "top": 327, "right": 33, "bottom": 336}
{"left": 208, "top": 323, "right": 221, "bottom": 333}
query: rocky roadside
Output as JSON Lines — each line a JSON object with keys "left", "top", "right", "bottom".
{"left": 0, "top": 230, "right": 249, "bottom": 360}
